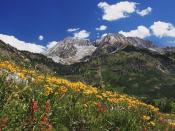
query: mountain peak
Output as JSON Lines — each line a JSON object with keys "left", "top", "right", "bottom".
{"left": 46, "top": 34, "right": 159, "bottom": 64}
{"left": 92, "top": 33, "right": 157, "bottom": 56}
{"left": 97, "top": 33, "right": 127, "bottom": 44}
{"left": 46, "top": 37, "right": 96, "bottom": 65}
{"left": 96, "top": 33, "right": 156, "bottom": 48}
{"left": 62, "top": 37, "right": 92, "bottom": 46}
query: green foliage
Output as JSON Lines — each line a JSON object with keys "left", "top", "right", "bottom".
{"left": 1, "top": 40, "right": 175, "bottom": 114}
{"left": 55, "top": 49, "right": 175, "bottom": 113}
{"left": 0, "top": 73, "right": 172, "bottom": 130}
{"left": 171, "top": 102, "right": 175, "bottom": 114}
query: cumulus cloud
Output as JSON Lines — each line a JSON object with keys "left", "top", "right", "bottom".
{"left": 67, "top": 28, "right": 80, "bottom": 32}
{"left": 96, "top": 25, "right": 107, "bottom": 31}
{"left": 47, "top": 41, "right": 57, "bottom": 49}
{"left": 119, "top": 25, "right": 151, "bottom": 38}
{"left": 101, "top": 33, "right": 108, "bottom": 38}
{"left": 73, "top": 30, "right": 90, "bottom": 39}
{"left": 119, "top": 21, "right": 175, "bottom": 39}
{"left": 38, "top": 35, "right": 44, "bottom": 41}
{"left": 0, "top": 34, "right": 46, "bottom": 53}
{"left": 136, "top": 7, "right": 152, "bottom": 16}
{"left": 150, "top": 21, "right": 175, "bottom": 38}
{"left": 98, "top": 1, "right": 137, "bottom": 21}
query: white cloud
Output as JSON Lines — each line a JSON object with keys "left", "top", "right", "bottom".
{"left": 119, "top": 25, "right": 151, "bottom": 38}
{"left": 67, "top": 28, "right": 80, "bottom": 32}
{"left": 73, "top": 30, "right": 90, "bottom": 39}
{"left": 98, "top": 1, "right": 137, "bottom": 21}
{"left": 0, "top": 34, "right": 46, "bottom": 53}
{"left": 38, "top": 35, "right": 44, "bottom": 41}
{"left": 136, "top": 7, "right": 152, "bottom": 16}
{"left": 150, "top": 21, "right": 175, "bottom": 38}
{"left": 47, "top": 41, "right": 57, "bottom": 49}
{"left": 96, "top": 25, "right": 107, "bottom": 31}
{"left": 101, "top": 33, "right": 108, "bottom": 38}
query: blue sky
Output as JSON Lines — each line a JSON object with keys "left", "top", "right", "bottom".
{"left": 0, "top": 0, "right": 175, "bottom": 53}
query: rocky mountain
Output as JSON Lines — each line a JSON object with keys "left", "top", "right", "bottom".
{"left": 44, "top": 34, "right": 160, "bottom": 65}
{"left": 46, "top": 37, "right": 96, "bottom": 65}
{"left": 96, "top": 33, "right": 156, "bottom": 48}
{"left": 93, "top": 33, "right": 157, "bottom": 56}
{"left": 1, "top": 34, "right": 175, "bottom": 112}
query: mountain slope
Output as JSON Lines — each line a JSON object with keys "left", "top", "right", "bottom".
{"left": 0, "top": 39, "right": 64, "bottom": 73}
{"left": 56, "top": 45, "right": 175, "bottom": 112}
{"left": 1, "top": 36, "right": 175, "bottom": 112}
{"left": 93, "top": 33, "right": 157, "bottom": 56}
{"left": 46, "top": 38, "right": 96, "bottom": 65}
{"left": 59, "top": 45, "right": 175, "bottom": 95}
{"left": 1, "top": 60, "right": 175, "bottom": 130}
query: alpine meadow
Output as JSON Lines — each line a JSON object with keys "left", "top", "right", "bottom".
{"left": 0, "top": 0, "right": 175, "bottom": 130}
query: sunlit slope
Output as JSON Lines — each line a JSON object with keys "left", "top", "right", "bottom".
{"left": 0, "top": 60, "right": 175, "bottom": 130}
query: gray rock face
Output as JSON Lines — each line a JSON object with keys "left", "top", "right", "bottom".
{"left": 46, "top": 37, "right": 96, "bottom": 65}
{"left": 96, "top": 33, "right": 156, "bottom": 48}
{"left": 93, "top": 33, "right": 157, "bottom": 56}
{"left": 47, "top": 40, "right": 77, "bottom": 59}
{"left": 45, "top": 33, "right": 173, "bottom": 65}
{"left": 127, "top": 37, "right": 156, "bottom": 49}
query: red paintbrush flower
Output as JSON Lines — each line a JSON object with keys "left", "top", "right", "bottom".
{"left": 48, "top": 124, "right": 53, "bottom": 131}
{"left": 41, "top": 114, "right": 48, "bottom": 125}
{"left": 96, "top": 102, "right": 107, "bottom": 113}
{"left": 31, "top": 99, "right": 38, "bottom": 113}
{"left": 45, "top": 101, "right": 50, "bottom": 114}
{"left": 165, "top": 127, "right": 169, "bottom": 131}
{"left": 96, "top": 102, "right": 102, "bottom": 109}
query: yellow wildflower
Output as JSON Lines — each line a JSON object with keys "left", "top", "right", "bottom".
{"left": 96, "top": 95, "right": 103, "bottom": 100}
{"left": 150, "top": 121, "right": 155, "bottom": 126}
{"left": 58, "top": 86, "right": 68, "bottom": 94}
{"left": 18, "top": 73, "right": 25, "bottom": 79}
{"left": 44, "top": 86, "right": 53, "bottom": 96}
{"left": 102, "top": 93, "right": 107, "bottom": 98}
{"left": 169, "top": 122, "right": 175, "bottom": 127}
{"left": 142, "top": 115, "right": 151, "bottom": 121}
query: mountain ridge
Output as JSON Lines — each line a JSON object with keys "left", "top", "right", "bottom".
{"left": 1, "top": 34, "right": 175, "bottom": 112}
{"left": 45, "top": 33, "right": 174, "bottom": 65}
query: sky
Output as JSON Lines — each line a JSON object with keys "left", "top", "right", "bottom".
{"left": 0, "top": 0, "right": 175, "bottom": 53}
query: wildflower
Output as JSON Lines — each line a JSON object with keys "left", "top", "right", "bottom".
{"left": 142, "top": 115, "right": 151, "bottom": 121}
{"left": 40, "top": 114, "right": 52, "bottom": 131}
{"left": 169, "top": 122, "right": 175, "bottom": 129}
{"left": 150, "top": 121, "right": 155, "bottom": 126}
{"left": 96, "top": 102, "right": 107, "bottom": 113}
{"left": 165, "top": 127, "right": 169, "bottom": 131}
{"left": 96, "top": 95, "right": 103, "bottom": 100}
{"left": 107, "top": 98, "right": 116, "bottom": 103}
{"left": 18, "top": 72, "right": 25, "bottom": 79}
{"left": 48, "top": 124, "right": 53, "bottom": 131}
{"left": 101, "top": 93, "right": 107, "bottom": 98}
{"left": 58, "top": 86, "right": 68, "bottom": 94}
{"left": 31, "top": 99, "right": 38, "bottom": 113}
{"left": 0, "top": 117, "right": 8, "bottom": 129}
{"left": 41, "top": 114, "right": 48, "bottom": 125}
{"left": 44, "top": 86, "right": 53, "bottom": 96}
{"left": 45, "top": 101, "right": 50, "bottom": 114}
{"left": 96, "top": 102, "right": 102, "bottom": 109}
